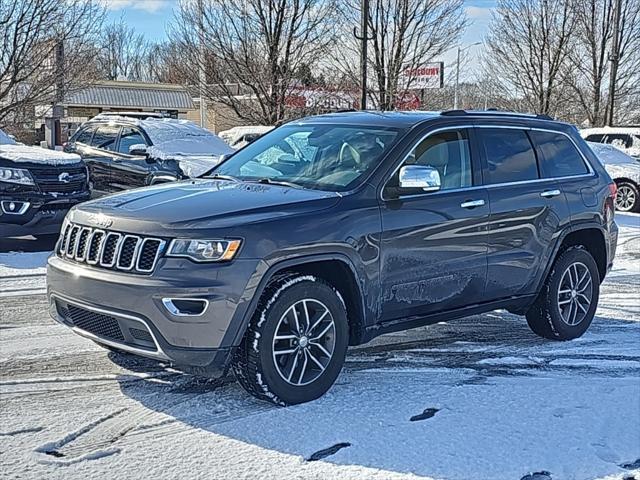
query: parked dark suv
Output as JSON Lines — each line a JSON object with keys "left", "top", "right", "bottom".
{"left": 65, "top": 114, "right": 233, "bottom": 196}
{"left": 1, "top": 129, "right": 89, "bottom": 238}
{"left": 47, "top": 111, "right": 618, "bottom": 405}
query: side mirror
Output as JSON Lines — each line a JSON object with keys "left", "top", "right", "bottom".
{"left": 399, "top": 165, "right": 441, "bottom": 192}
{"left": 129, "top": 144, "right": 148, "bottom": 156}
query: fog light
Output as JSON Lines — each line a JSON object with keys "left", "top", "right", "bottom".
{"left": 1, "top": 200, "right": 30, "bottom": 215}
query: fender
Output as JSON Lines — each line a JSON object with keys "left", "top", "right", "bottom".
{"left": 537, "top": 222, "right": 607, "bottom": 292}
{"left": 227, "top": 252, "right": 368, "bottom": 347}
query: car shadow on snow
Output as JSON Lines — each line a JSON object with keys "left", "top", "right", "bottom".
{"left": 112, "top": 310, "right": 640, "bottom": 478}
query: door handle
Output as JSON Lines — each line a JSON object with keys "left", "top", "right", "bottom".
{"left": 460, "top": 199, "right": 485, "bottom": 208}
{"left": 540, "top": 189, "right": 561, "bottom": 198}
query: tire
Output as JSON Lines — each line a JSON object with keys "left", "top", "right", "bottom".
{"left": 231, "top": 274, "right": 349, "bottom": 405}
{"left": 614, "top": 180, "right": 640, "bottom": 212}
{"left": 526, "top": 246, "right": 600, "bottom": 340}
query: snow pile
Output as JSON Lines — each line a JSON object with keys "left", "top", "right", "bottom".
{"left": 588, "top": 142, "right": 639, "bottom": 166}
{"left": 104, "top": 117, "right": 235, "bottom": 177}
{"left": 0, "top": 144, "right": 81, "bottom": 165}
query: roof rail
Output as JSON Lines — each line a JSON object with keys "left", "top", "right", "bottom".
{"left": 440, "top": 109, "right": 554, "bottom": 121}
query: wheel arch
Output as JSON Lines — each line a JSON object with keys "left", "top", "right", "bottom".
{"left": 233, "top": 254, "right": 368, "bottom": 347}
{"left": 551, "top": 226, "right": 608, "bottom": 282}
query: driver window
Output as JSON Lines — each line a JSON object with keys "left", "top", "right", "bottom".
{"left": 118, "top": 128, "right": 146, "bottom": 155}
{"left": 400, "top": 129, "right": 472, "bottom": 190}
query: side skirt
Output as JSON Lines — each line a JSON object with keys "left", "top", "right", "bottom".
{"left": 359, "top": 294, "right": 537, "bottom": 344}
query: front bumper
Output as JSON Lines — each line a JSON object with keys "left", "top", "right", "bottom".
{"left": 47, "top": 254, "right": 261, "bottom": 373}
{"left": 1, "top": 193, "right": 89, "bottom": 237}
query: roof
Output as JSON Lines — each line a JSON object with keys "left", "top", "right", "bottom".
{"left": 64, "top": 81, "right": 195, "bottom": 111}
{"left": 294, "top": 110, "right": 567, "bottom": 129}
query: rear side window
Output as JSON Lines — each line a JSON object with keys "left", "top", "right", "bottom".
{"left": 74, "top": 127, "right": 94, "bottom": 145}
{"left": 584, "top": 134, "right": 605, "bottom": 143}
{"left": 605, "top": 134, "right": 632, "bottom": 149}
{"left": 479, "top": 128, "right": 539, "bottom": 184}
{"left": 91, "top": 124, "right": 119, "bottom": 151}
{"left": 529, "top": 131, "right": 588, "bottom": 178}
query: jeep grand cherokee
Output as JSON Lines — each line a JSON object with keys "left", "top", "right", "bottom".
{"left": 47, "top": 110, "right": 618, "bottom": 405}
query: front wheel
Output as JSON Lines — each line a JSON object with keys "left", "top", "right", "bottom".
{"left": 231, "top": 274, "right": 349, "bottom": 405}
{"left": 526, "top": 247, "right": 600, "bottom": 340}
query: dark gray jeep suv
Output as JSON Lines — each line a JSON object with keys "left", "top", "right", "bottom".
{"left": 47, "top": 111, "right": 618, "bottom": 405}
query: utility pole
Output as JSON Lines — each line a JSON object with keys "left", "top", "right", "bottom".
{"left": 454, "top": 46, "right": 461, "bottom": 110}
{"left": 46, "top": 40, "right": 64, "bottom": 149}
{"left": 453, "top": 42, "right": 481, "bottom": 110}
{"left": 197, "top": 0, "right": 207, "bottom": 128}
{"left": 607, "top": 0, "right": 622, "bottom": 127}
{"left": 353, "top": 0, "right": 373, "bottom": 110}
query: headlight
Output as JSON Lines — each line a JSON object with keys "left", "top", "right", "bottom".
{"left": 0, "top": 167, "right": 34, "bottom": 185}
{"left": 167, "top": 239, "right": 242, "bottom": 262}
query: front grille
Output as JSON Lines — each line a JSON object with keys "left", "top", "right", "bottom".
{"left": 58, "top": 223, "right": 164, "bottom": 274}
{"left": 30, "top": 164, "right": 87, "bottom": 195}
{"left": 61, "top": 304, "right": 125, "bottom": 342}
{"left": 129, "top": 327, "right": 154, "bottom": 343}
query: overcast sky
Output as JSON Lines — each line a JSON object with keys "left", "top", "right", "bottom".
{"left": 104, "top": 0, "right": 495, "bottom": 81}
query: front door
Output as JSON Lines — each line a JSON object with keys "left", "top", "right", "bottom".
{"left": 109, "top": 127, "right": 150, "bottom": 192}
{"left": 379, "top": 127, "right": 489, "bottom": 321}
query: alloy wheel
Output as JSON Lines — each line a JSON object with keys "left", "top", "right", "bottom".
{"left": 557, "top": 261, "right": 593, "bottom": 326}
{"left": 615, "top": 184, "right": 636, "bottom": 211}
{"left": 272, "top": 298, "right": 336, "bottom": 386}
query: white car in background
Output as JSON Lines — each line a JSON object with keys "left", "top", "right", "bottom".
{"left": 581, "top": 127, "right": 640, "bottom": 159}
{"left": 219, "top": 125, "right": 274, "bottom": 149}
{"left": 588, "top": 141, "right": 640, "bottom": 212}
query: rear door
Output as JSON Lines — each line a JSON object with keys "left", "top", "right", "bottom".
{"left": 109, "top": 126, "right": 150, "bottom": 191}
{"left": 477, "top": 126, "right": 569, "bottom": 299}
{"left": 379, "top": 127, "right": 489, "bottom": 321}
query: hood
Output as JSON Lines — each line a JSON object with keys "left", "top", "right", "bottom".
{"left": 0, "top": 144, "right": 81, "bottom": 165}
{"left": 69, "top": 179, "right": 340, "bottom": 235}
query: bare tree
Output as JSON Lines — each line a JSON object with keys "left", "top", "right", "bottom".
{"left": 97, "top": 18, "right": 150, "bottom": 81}
{"left": 334, "top": 0, "right": 466, "bottom": 110}
{"left": 171, "top": 0, "right": 337, "bottom": 125}
{"left": 568, "top": 0, "right": 640, "bottom": 126}
{"left": 0, "top": 0, "right": 104, "bottom": 124}
{"left": 610, "top": 0, "right": 640, "bottom": 124}
{"left": 484, "top": 0, "right": 576, "bottom": 116}
{"left": 567, "top": 0, "right": 614, "bottom": 126}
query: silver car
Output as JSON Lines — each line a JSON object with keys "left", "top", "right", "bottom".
{"left": 588, "top": 141, "right": 640, "bottom": 212}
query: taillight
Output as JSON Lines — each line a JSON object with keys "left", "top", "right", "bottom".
{"left": 609, "top": 182, "right": 617, "bottom": 198}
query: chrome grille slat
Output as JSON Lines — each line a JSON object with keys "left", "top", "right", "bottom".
{"left": 65, "top": 226, "right": 80, "bottom": 258}
{"left": 57, "top": 223, "right": 164, "bottom": 274}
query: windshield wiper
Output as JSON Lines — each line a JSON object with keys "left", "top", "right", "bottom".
{"left": 251, "top": 178, "right": 303, "bottom": 189}
{"left": 208, "top": 173, "right": 240, "bottom": 182}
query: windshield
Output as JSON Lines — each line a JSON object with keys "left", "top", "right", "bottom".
{"left": 210, "top": 124, "right": 402, "bottom": 191}
{"left": 0, "top": 129, "right": 17, "bottom": 145}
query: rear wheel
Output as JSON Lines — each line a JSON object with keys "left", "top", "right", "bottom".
{"left": 526, "top": 247, "right": 600, "bottom": 340}
{"left": 231, "top": 274, "right": 349, "bottom": 405}
{"left": 615, "top": 180, "right": 639, "bottom": 212}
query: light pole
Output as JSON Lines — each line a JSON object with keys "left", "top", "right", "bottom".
{"left": 454, "top": 42, "right": 481, "bottom": 110}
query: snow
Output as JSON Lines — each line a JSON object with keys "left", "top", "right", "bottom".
{"left": 0, "top": 214, "right": 639, "bottom": 480}
{"left": 0, "top": 144, "right": 82, "bottom": 165}
{"left": 588, "top": 142, "right": 640, "bottom": 186}
{"left": 89, "top": 116, "right": 233, "bottom": 177}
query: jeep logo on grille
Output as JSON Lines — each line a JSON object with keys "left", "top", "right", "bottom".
{"left": 58, "top": 172, "right": 71, "bottom": 183}
{"left": 88, "top": 214, "right": 113, "bottom": 229}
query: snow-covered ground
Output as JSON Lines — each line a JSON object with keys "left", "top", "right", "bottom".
{"left": 1, "top": 214, "right": 639, "bottom": 480}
